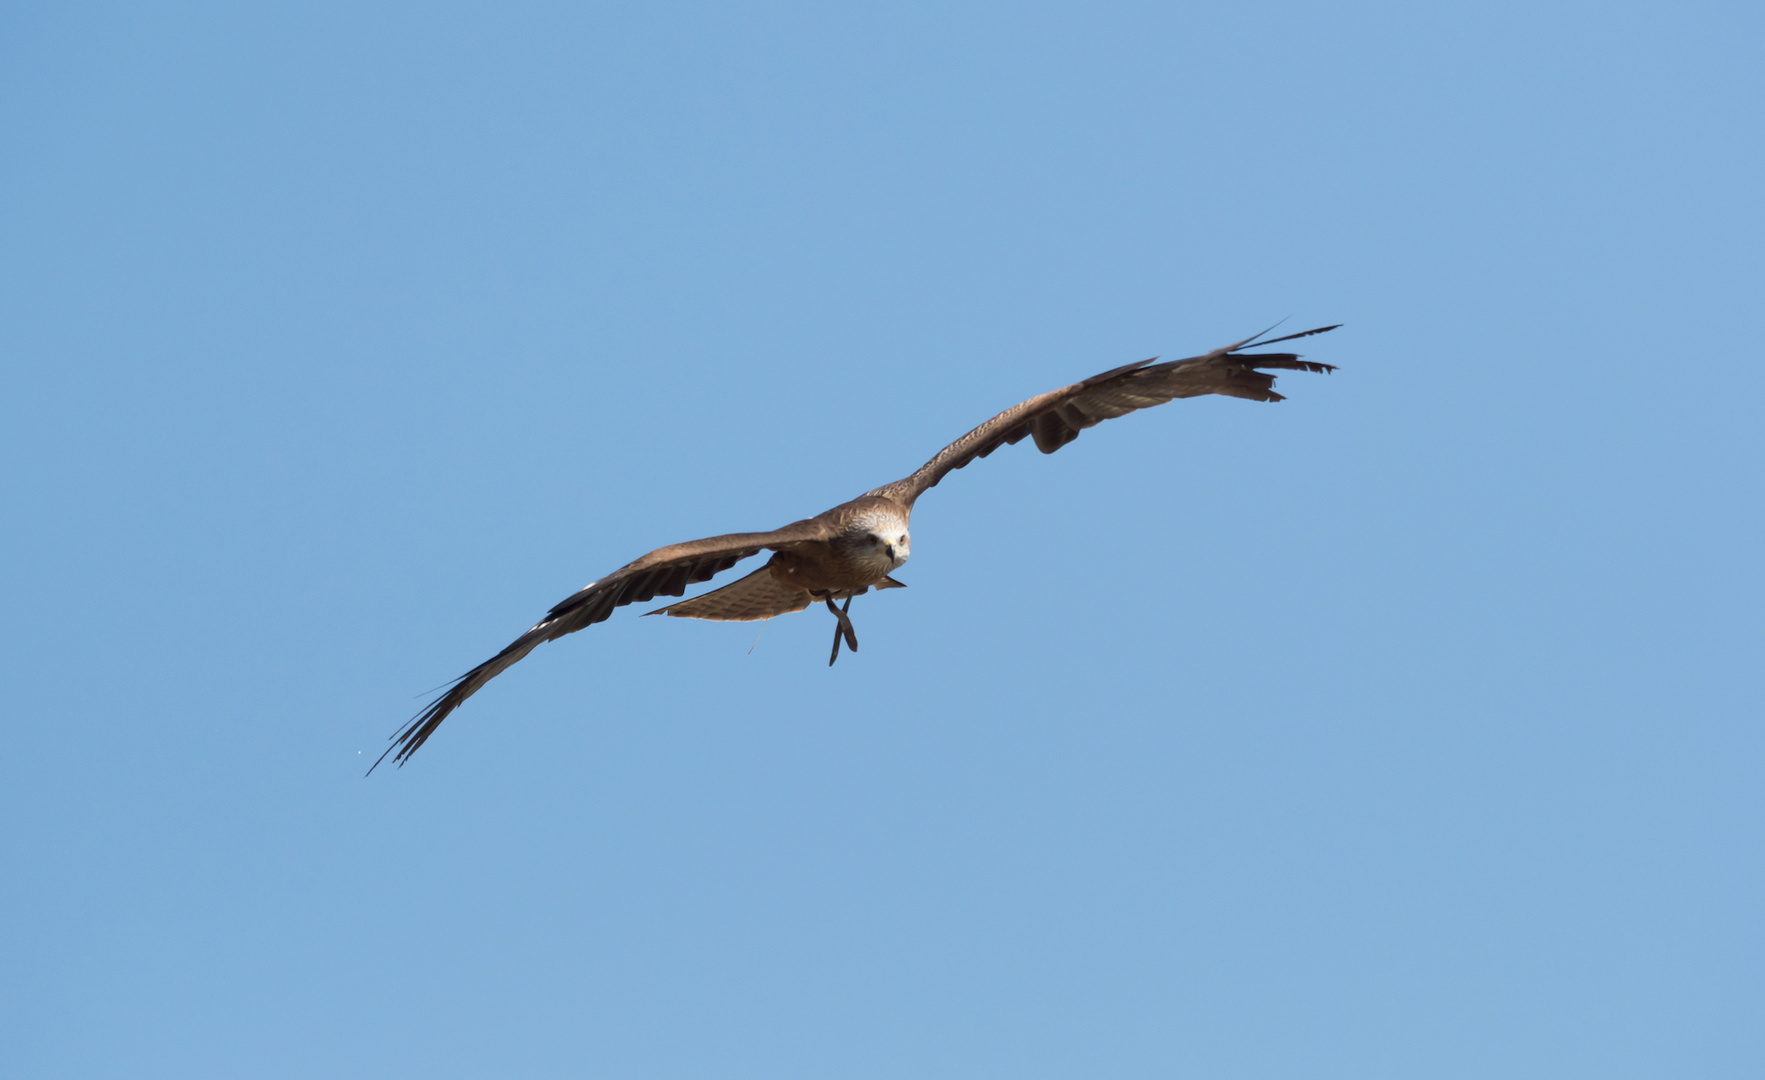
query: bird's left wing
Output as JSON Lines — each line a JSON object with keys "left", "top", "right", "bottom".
{"left": 865, "top": 324, "right": 1339, "bottom": 508}
{"left": 373, "top": 519, "right": 829, "bottom": 771}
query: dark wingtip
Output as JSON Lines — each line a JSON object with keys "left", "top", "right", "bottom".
{"left": 364, "top": 722, "right": 410, "bottom": 777}
{"left": 1238, "top": 323, "right": 1342, "bottom": 350}
{"left": 366, "top": 672, "right": 473, "bottom": 775}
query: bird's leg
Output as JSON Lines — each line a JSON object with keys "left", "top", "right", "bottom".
{"left": 825, "top": 596, "right": 858, "bottom": 666}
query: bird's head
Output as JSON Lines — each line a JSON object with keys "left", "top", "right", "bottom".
{"left": 858, "top": 527, "right": 910, "bottom": 569}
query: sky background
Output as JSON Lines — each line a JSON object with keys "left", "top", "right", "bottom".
{"left": 2, "top": 1, "right": 1761, "bottom": 1077}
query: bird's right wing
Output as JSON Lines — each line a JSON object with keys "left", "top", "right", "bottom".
{"left": 373, "top": 518, "right": 829, "bottom": 772}
{"left": 865, "top": 325, "right": 1339, "bottom": 508}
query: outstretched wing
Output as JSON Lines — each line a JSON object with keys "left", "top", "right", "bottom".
{"left": 643, "top": 564, "right": 813, "bottom": 622}
{"left": 865, "top": 325, "right": 1340, "bottom": 508}
{"left": 373, "top": 519, "right": 830, "bottom": 772}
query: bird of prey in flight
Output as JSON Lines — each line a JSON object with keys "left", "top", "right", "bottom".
{"left": 373, "top": 324, "right": 1339, "bottom": 772}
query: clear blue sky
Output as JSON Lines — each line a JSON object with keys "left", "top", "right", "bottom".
{"left": 2, "top": 2, "right": 1759, "bottom": 1076}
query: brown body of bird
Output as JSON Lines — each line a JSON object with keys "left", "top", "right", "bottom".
{"left": 373, "top": 324, "right": 1340, "bottom": 772}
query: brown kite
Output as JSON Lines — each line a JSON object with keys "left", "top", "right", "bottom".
{"left": 373, "top": 324, "right": 1339, "bottom": 771}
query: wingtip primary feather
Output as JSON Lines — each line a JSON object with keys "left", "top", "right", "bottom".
{"left": 1236, "top": 323, "right": 1342, "bottom": 350}
{"left": 366, "top": 670, "right": 476, "bottom": 775}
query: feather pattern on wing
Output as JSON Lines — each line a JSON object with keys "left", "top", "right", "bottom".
{"left": 865, "top": 324, "right": 1340, "bottom": 507}
{"left": 370, "top": 520, "right": 829, "bottom": 772}
{"left": 643, "top": 564, "right": 812, "bottom": 622}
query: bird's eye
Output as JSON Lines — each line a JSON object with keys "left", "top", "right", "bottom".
{"left": 867, "top": 533, "right": 881, "bottom": 544}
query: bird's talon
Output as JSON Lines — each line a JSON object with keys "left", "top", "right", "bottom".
{"left": 826, "top": 597, "right": 858, "bottom": 664}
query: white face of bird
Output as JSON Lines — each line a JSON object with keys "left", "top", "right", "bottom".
{"left": 856, "top": 527, "right": 911, "bottom": 570}
{"left": 881, "top": 529, "right": 910, "bottom": 568}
